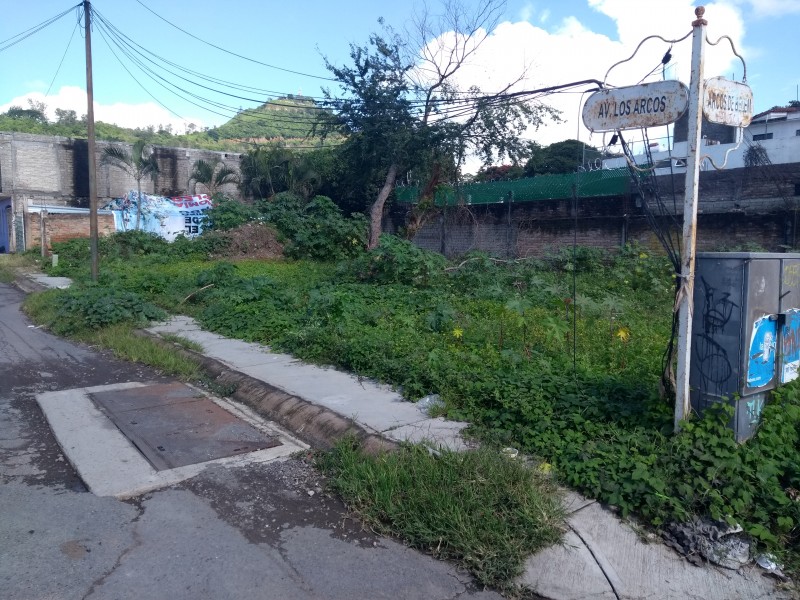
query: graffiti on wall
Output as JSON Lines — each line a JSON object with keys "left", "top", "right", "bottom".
{"left": 695, "top": 277, "right": 739, "bottom": 395}
{"left": 104, "top": 191, "right": 213, "bottom": 241}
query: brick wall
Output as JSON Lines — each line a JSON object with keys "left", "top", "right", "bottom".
{"left": 26, "top": 212, "right": 116, "bottom": 251}
{"left": 388, "top": 168, "right": 799, "bottom": 258}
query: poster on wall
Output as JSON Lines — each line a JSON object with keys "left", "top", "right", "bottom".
{"left": 781, "top": 309, "right": 800, "bottom": 384}
{"left": 747, "top": 315, "right": 777, "bottom": 388}
{"left": 104, "top": 191, "right": 213, "bottom": 242}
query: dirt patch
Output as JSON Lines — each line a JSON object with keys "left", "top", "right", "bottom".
{"left": 208, "top": 223, "right": 285, "bottom": 260}
{"left": 179, "top": 452, "right": 381, "bottom": 548}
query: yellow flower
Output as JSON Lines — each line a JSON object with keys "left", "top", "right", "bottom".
{"left": 452, "top": 327, "right": 464, "bottom": 339}
{"left": 639, "top": 252, "right": 648, "bottom": 259}
{"left": 538, "top": 462, "right": 552, "bottom": 474}
{"left": 614, "top": 326, "right": 631, "bottom": 342}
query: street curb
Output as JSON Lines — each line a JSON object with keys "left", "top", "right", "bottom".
{"left": 11, "top": 272, "right": 48, "bottom": 294}
{"left": 134, "top": 330, "right": 400, "bottom": 455}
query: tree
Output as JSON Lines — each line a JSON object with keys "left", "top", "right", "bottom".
{"left": 239, "top": 143, "right": 321, "bottom": 201}
{"left": 319, "top": 0, "right": 557, "bottom": 248}
{"left": 189, "top": 157, "right": 239, "bottom": 198}
{"left": 101, "top": 139, "right": 160, "bottom": 230}
{"left": 524, "top": 140, "right": 602, "bottom": 176}
{"left": 54, "top": 108, "right": 78, "bottom": 125}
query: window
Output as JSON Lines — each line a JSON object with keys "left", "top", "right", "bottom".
{"left": 796, "top": 129, "right": 800, "bottom": 136}
{"left": 752, "top": 133, "right": 773, "bottom": 141}
{"left": 795, "top": 183, "right": 800, "bottom": 196}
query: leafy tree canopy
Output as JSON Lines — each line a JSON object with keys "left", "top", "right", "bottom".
{"left": 524, "top": 139, "right": 603, "bottom": 176}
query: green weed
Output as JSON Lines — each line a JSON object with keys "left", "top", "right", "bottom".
{"left": 318, "top": 440, "right": 564, "bottom": 589}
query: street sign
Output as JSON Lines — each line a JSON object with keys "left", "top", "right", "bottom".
{"left": 582, "top": 80, "right": 689, "bottom": 132}
{"left": 703, "top": 76, "right": 753, "bottom": 127}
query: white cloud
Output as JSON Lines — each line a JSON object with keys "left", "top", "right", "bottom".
{"left": 0, "top": 86, "right": 208, "bottom": 133}
{"left": 519, "top": 2, "right": 534, "bottom": 22}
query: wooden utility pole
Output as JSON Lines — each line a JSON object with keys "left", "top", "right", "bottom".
{"left": 674, "top": 7, "right": 708, "bottom": 431}
{"left": 84, "top": 0, "right": 99, "bottom": 281}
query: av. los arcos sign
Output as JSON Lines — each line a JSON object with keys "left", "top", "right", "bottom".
{"left": 582, "top": 80, "right": 690, "bottom": 132}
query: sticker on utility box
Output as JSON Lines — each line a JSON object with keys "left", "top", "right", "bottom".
{"left": 747, "top": 315, "right": 777, "bottom": 388}
{"left": 781, "top": 309, "right": 800, "bottom": 384}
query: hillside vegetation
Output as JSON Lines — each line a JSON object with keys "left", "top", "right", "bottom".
{"left": 0, "top": 96, "right": 331, "bottom": 151}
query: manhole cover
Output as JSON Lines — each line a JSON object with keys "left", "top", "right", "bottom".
{"left": 91, "top": 383, "right": 280, "bottom": 471}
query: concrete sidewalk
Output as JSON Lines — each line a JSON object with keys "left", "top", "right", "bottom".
{"left": 145, "top": 315, "right": 789, "bottom": 600}
{"left": 16, "top": 274, "right": 791, "bottom": 599}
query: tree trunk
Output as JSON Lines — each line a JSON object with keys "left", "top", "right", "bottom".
{"left": 368, "top": 163, "right": 398, "bottom": 250}
{"left": 135, "top": 179, "right": 142, "bottom": 231}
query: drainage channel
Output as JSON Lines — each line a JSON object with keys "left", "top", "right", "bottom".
{"left": 90, "top": 382, "right": 282, "bottom": 470}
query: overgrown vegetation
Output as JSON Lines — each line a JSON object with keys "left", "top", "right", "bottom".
{"left": 0, "top": 253, "right": 35, "bottom": 283}
{"left": 24, "top": 230, "right": 800, "bottom": 582}
{"left": 318, "top": 441, "right": 564, "bottom": 589}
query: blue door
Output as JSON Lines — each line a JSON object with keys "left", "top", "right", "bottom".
{"left": 0, "top": 199, "right": 10, "bottom": 253}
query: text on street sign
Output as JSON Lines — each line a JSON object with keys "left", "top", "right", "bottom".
{"left": 582, "top": 80, "right": 690, "bottom": 132}
{"left": 703, "top": 77, "right": 753, "bottom": 127}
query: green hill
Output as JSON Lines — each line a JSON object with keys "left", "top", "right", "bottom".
{"left": 214, "top": 95, "right": 321, "bottom": 141}
{"left": 0, "top": 95, "right": 333, "bottom": 151}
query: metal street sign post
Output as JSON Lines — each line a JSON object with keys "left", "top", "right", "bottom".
{"left": 582, "top": 80, "right": 689, "bottom": 133}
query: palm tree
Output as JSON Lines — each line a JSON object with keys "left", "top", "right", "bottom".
{"left": 101, "top": 139, "right": 160, "bottom": 230}
{"left": 188, "top": 158, "right": 240, "bottom": 198}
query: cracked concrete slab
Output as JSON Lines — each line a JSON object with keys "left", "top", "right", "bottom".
{"left": 520, "top": 501, "right": 789, "bottom": 600}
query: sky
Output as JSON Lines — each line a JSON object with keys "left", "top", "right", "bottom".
{"left": 1, "top": 0, "right": 799, "bottom": 164}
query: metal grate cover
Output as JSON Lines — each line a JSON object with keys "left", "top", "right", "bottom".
{"left": 90, "top": 383, "right": 280, "bottom": 471}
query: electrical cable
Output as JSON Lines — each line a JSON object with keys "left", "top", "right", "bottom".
{"left": 46, "top": 10, "right": 82, "bottom": 97}
{"left": 132, "top": 0, "right": 338, "bottom": 82}
{"left": 0, "top": 3, "right": 80, "bottom": 54}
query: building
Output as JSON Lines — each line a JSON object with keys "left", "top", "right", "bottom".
{"left": 0, "top": 132, "right": 241, "bottom": 253}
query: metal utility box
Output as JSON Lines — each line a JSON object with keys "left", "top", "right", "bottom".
{"left": 689, "top": 252, "right": 800, "bottom": 441}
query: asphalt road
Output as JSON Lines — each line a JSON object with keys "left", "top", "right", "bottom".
{"left": 0, "top": 282, "right": 502, "bottom": 600}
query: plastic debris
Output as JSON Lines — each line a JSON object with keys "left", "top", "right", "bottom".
{"left": 416, "top": 394, "right": 445, "bottom": 416}
{"left": 501, "top": 447, "right": 519, "bottom": 459}
{"left": 663, "top": 519, "right": 751, "bottom": 570}
{"left": 755, "top": 553, "right": 783, "bottom": 571}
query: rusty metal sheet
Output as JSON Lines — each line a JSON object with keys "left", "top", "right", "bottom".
{"left": 582, "top": 80, "right": 689, "bottom": 132}
{"left": 92, "top": 382, "right": 203, "bottom": 414}
{"left": 703, "top": 76, "right": 753, "bottom": 127}
{"left": 91, "top": 383, "right": 280, "bottom": 471}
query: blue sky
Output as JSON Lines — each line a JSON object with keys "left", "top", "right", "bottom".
{"left": 1, "top": 0, "right": 799, "bottom": 157}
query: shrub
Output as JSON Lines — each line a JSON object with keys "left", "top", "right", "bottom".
{"left": 343, "top": 235, "right": 446, "bottom": 286}
{"left": 49, "top": 286, "right": 167, "bottom": 335}
{"left": 202, "top": 196, "right": 259, "bottom": 231}
{"left": 258, "top": 192, "right": 366, "bottom": 260}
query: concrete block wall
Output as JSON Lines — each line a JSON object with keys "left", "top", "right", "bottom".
{"left": 0, "top": 132, "right": 243, "bottom": 251}
{"left": 0, "top": 133, "right": 243, "bottom": 206}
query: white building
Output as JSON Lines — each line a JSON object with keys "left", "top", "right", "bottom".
{"left": 603, "top": 105, "right": 800, "bottom": 174}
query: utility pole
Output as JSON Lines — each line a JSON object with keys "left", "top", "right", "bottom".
{"left": 674, "top": 7, "right": 708, "bottom": 431}
{"left": 84, "top": 0, "right": 99, "bottom": 281}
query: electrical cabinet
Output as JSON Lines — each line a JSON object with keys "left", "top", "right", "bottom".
{"left": 689, "top": 252, "right": 800, "bottom": 441}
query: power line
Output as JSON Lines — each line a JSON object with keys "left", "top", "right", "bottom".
{"left": 133, "top": 0, "right": 338, "bottom": 82}
{"left": 46, "top": 10, "right": 82, "bottom": 97}
{"left": 0, "top": 3, "right": 80, "bottom": 54}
